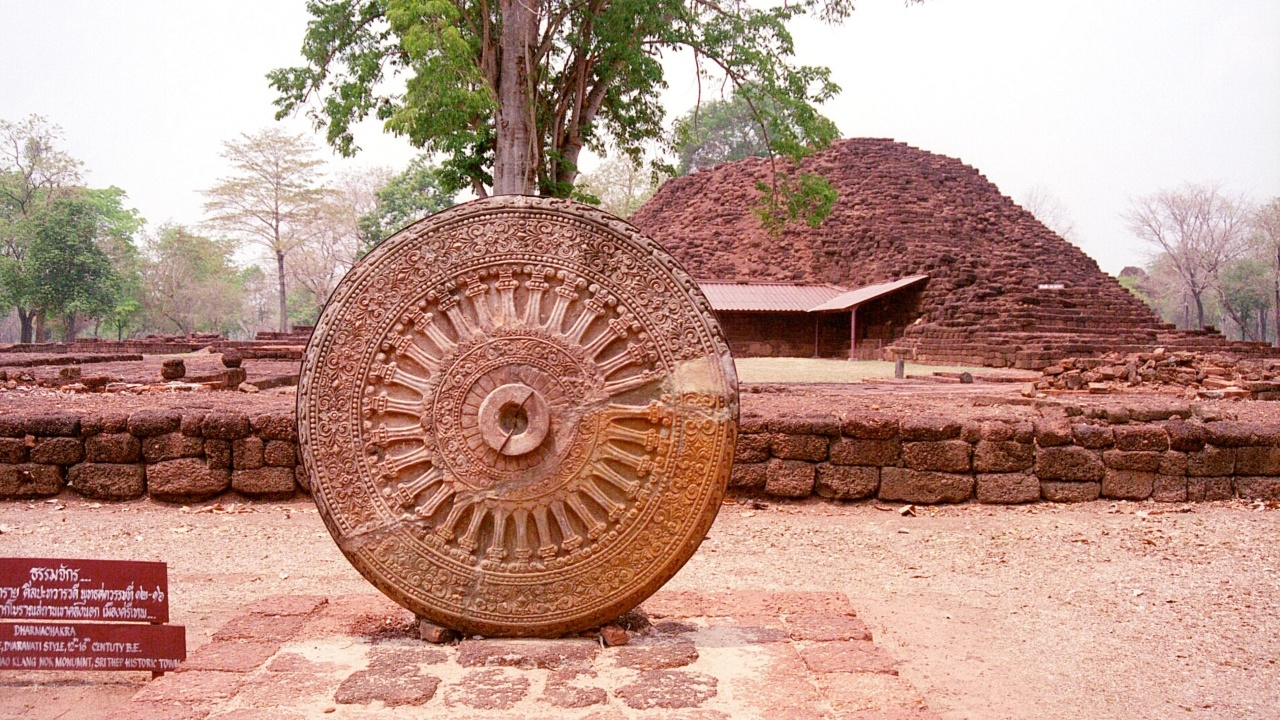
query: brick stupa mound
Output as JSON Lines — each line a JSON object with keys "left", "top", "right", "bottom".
{"left": 631, "top": 138, "right": 1277, "bottom": 368}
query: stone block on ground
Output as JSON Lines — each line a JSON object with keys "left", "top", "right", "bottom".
{"left": 765, "top": 459, "right": 815, "bottom": 497}
{"left": 128, "top": 409, "right": 182, "bottom": 438}
{"left": 1152, "top": 475, "right": 1188, "bottom": 503}
{"left": 202, "top": 412, "right": 251, "bottom": 441}
{"left": 232, "top": 437, "right": 265, "bottom": 470}
{"left": 879, "top": 467, "right": 973, "bottom": 504}
{"left": 973, "top": 440, "right": 1034, "bottom": 473}
{"left": 1113, "top": 424, "right": 1169, "bottom": 452}
{"left": 1070, "top": 424, "right": 1114, "bottom": 449}
{"left": 0, "top": 463, "right": 64, "bottom": 498}
{"left": 769, "top": 433, "right": 829, "bottom": 461}
{"left": 68, "top": 463, "right": 145, "bottom": 500}
{"left": 1166, "top": 421, "right": 1206, "bottom": 452}
{"left": 1034, "top": 420, "right": 1072, "bottom": 447}
{"left": 899, "top": 417, "right": 961, "bottom": 442}
{"left": 1234, "top": 477, "right": 1280, "bottom": 501}
{"left": 23, "top": 413, "right": 81, "bottom": 437}
{"left": 1102, "top": 450, "right": 1163, "bottom": 473}
{"left": 976, "top": 473, "right": 1040, "bottom": 504}
{"left": 264, "top": 440, "right": 297, "bottom": 467}
{"left": 252, "top": 412, "right": 297, "bottom": 441}
{"left": 0, "top": 437, "right": 26, "bottom": 464}
{"left": 82, "top": 411, "right": 129, "bottom": 436}
{"left": 1234, "top": 446, "right": 1280, "bottom": 476}
{"left": 734, "top": 434, "right": 770, "bottom": 463}
{"left": 147, "top": 458, "right": 230, "bottom": 502}
{"left": 232, "top": 467, "right": 296, "bottom": 499}
{"left": 204, "top": 439, "right": 232, "bottom": 470}
{"left": 143, "top": 433, "right": 205, "bottom": 463}
{"left": 1187, "top": 477, "right": 1233, "bottom": 502}
{"left": 1040, "top": 481, "right": 1101, "bottom": 503}
{"left": 799, "top": 640, "right": 899, "bottom": 675}
{"left": 815, "top": 464, "right": 878, "bottom": 500}
{"left": 841, "top": 412, "right": 899, "bottom": 439}
{"left": 1186, "top": 447, "right": 1234, "bottom": 477}
{"left": 830, "top": 438, "right": 901, "bottom": 467}
{"left": 1101, "top": 470, "right": 1156, "bottom": 500}
{"left": 1035, "top": 446, "right": 1104, "bottom": 481}
{"left": 902, "top": 440, "right": 971, "bottom": 473}
{"left": 29, "top": 436, "right": 83, "bottom": 465}
{"left": 729, "top": 462, "right": 767, "bottom": 491}
{"left": 86, "top": 432, "right": 141, "bottom": 463}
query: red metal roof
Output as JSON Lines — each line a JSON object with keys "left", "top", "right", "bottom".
{"left": 807, "top": 275, "right": 929, "bottom": 312}
{"left": 697, "top": 281, "right": 849, "bottom": 312}
{"left": 697, "top": 276, "right": 929, "bottom": 313}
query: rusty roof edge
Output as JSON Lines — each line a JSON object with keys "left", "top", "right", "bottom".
{"left": 806, "top": 275, "right": 930, "bottom": 312}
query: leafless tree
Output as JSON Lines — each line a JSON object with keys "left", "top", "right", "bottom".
{"left": 202, "top": 129, "right": 328, "bottom": 333}
{"left": 1254, "top": 197, "right": 1280, "bottom": 346}
{"left": 1021, "top": 185, "right": 1078, "bottom": 243}
{"left": 1126, "top": 183, "right": 1251, "bottom": 330}
{"left": 575, "top": 155, "right": 666, "bottom": 218}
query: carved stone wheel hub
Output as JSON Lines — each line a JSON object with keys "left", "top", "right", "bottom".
{"left": 298, "top": 196, "right": 738, "bottom": 637}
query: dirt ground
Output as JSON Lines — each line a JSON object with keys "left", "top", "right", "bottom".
{"left": 1, "top": 495, "right": 1277, "bottom": 719}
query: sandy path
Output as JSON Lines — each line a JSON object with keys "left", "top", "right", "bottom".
{"left": 1, "top": 496, "right": 1277, "bottom": 719}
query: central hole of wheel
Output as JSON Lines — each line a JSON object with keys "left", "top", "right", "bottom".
{"left": 498, "top": 401, "right": 529, "bottom": 435}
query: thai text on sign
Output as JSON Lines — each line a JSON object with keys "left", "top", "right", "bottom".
{"left": 0, "top": 557, "right": 169, "bottom": 622}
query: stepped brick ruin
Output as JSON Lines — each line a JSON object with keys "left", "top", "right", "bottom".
{"left": 631, "top": 138, "right": 1279, "bottom": 368}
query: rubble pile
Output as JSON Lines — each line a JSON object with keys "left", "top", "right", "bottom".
{"left": 1034, "top": 349, "right": 1280, "bottom": 400}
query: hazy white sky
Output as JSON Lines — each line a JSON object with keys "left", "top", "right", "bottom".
{"left": 1, "top": 0, "right": 1277, "bottom": 274}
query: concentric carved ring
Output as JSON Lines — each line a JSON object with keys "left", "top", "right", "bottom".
{"left": 297, "top": 195, "right": 738, "bottom": 637}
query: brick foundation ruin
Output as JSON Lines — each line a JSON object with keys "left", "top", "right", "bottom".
{"left": 631, "top": 138, "right": 1279, "bottom": 368}
{"left": 3, "top": 403, "right": 1277, "bottom": 506}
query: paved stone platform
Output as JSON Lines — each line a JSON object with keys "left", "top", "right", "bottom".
{"left": 102, "top": 591, "right": 940, "bottom": 719}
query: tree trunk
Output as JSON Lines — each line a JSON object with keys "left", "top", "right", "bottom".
{"left": 1192, "top": 290, "right": 1205, "bottom": 330}
{"left": 492, "top": 0, "right": 538, "bottom": 196}
{"left": 1274, "top": 259, "right": 1279, "bottom": 347}
{"left": 17, "top": 308, "right": 33, "bottom": 344}
{"left": 63, "top": 312, "right": 77, "bottom": 342}
{"left": 35, "top": 312, "right": 46, "bottom": 343}
{"left": 276, "top": 249, "right": 289, "bottom": 334}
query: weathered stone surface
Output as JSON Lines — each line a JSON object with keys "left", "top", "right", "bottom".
{"left": 179, "top": 640, "right": 278, "bottom": 673}
{"left": 147, "top": 458, "right": 230, "bottom": 502}
{"left": 179, "top": 411, "right": 206, "bottom": 437}
{"left": 976, "top": 473, "right": 1040, "bottom": 504}
{"left": 232, "top": 467, "right": 295, "bottom": 499}
{"left": 973, "top": 440, "right": 1034, "bottom": 473}
{"left": 444, "top": 668, "right": 529, "bottom": 710}
{"left": 1102, "top": 450, "right": 1163, "bottom": 473}
{"left": 785, "top": 614, "right": 872, "bottom": 642}
{"left": 614, "top": 670, "right": 718, "bottom": 710}
{"left": 1203, "top": 421, "right": 1263, "bottom": 448}
{"left": 1186, "top": 446, "right": 1234, "bottom": 477}
{"left": 1158, "top": 451, "right": 1188, "bottom": 477}
{"left": 815, "top": 464, "right": 878, "bottom": 500}
{"left": 299, "top": 197, "right": 737, "bottom": 639}
{"left": 799, "top": 640, "right": 899, "bottom": 675}
{"left": 160, "top": 358, "right": 186, "bottom": 380}
{"left": 765, "top": 459, "right": 816, "bottom": 497}
{"left": 68, "top": 463, "right": 145, "bottom": 500}
{"left": 542, "top": 670, "right": 608, "bottom": 708}
{"left": 1102, "top": 470, "right": 1156, "bottom": 500}
{"left": 1187, "top": 477, "right": 1233, "bottom": 502}
{"left": 1234, "top": 477, "right": 1280, "bottom": 501}
{"left": 456, "top": 638, "right": 599, "bottom": 670}
{"left": 0, "top": 437, "right": 26, "bottom": 464}
{"left": 768, "top": 412, "right": 840, "bottom": 436}
{"left": 82, "top": 411, "right": 129, "bottom": 436}
{"left": 614, "top": 639, "right": 699, "bottom": 670}
{"left": 335, "top": 670, "right": 439, "bottom": 706}
{"left": 769, "top": 433, "right": 829, "bottom": 461}
{"left": 263, "top": 441, "right": 297, "bottom": 468}
{"left": 232, "top": 437, "right": 265, "bottom": 470}
{"left": 899, "top": 417, "right": 961, "bottom": 442}
{"left": 1235, "top": 446, "right": 1280, "bottom": 476}
{"left": 202, "top": 412, "right": 251, "bottom": 440}
{"left": 86, "top": 433, "right": 141, "bottom": 464}
{"left": 22, "top": 413, "right": 80, "bottom": 437}
{"left": 0, "top": 416, "right": 25, "bottom": 437}
{"left": 128, "top": 410, "right": 181, "bottom": 438}
{"left": 142, "top": 433, "right": 204, "bottom": 463}
{"left": 830, "top": 438, "right": 901, "bottom": 466}
{"left": 1152, "top": 475, "right": 1188, "bottom": 503}
{"left": 735, "top": 434, "right": 770, "bottom": 463}
{"left": 1113, "top": 425, "right": 1169, "bottom": 452}
{"left": 902, "top": 440, "right": 971, "bottom": 473}
{"left": 1165, "top": 421, "right": 1206, "bottom": 452}
{"left": 252, "top": 412, "right": 297, "bottom": 442}
{"left": 1034, "top": 420, "right": 1072, "bottom": 447}
{"left": 0, "top": 463, "right": 64, "bottom": 498}
{"left": 1071, "top": 424, "right": 1113, "bottom": 449}
{"left": 1035, "top": 446, "right": 1104, "bottom": 481}
{"left": 879, "top": 467, "right": 973, "bottom": 504}
{"left": 729, "top": 462, "right": 767, "bottom": 490}
{"left": 29, "top": 436, "right": 83, "bottom": 465}
{"left": 1040, "top": 481, "right": 1100, "bottom": 503}
{"left": 841, "top": 412, "right": 899, "bottom": 439}
{"left": 204, "top": 439, "right": 232, "bottom": 470}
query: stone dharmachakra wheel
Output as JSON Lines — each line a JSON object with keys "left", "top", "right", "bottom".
{"left": 297, "top": 195, "right": 738, "bottom": 637}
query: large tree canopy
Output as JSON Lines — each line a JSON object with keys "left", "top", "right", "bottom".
{"left": 270, "top": 0, "right": 892, "bottom": 221}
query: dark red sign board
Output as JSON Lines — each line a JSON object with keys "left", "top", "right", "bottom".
{"left": 0, "top": 557, "right": 169, "bottom": 623}
{"left": 0, "top": 622, "right": 185, "bottom": 671}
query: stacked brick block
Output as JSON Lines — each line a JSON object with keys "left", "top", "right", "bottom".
{"left": 729, "top": 409, "right": 1280, "bottom": 504}
{"left": 0, "top": 410, "right": 302, "bottom": 502}
{"left": 631, "top": 138, "right": 1279, "bottom": 368}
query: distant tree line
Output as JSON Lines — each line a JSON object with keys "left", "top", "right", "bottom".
{"left": 1121, "top": 184, "right": 1279, "bottom": 345}
{"left": 0, "top": 115, "right": 454, "bottom": 343}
